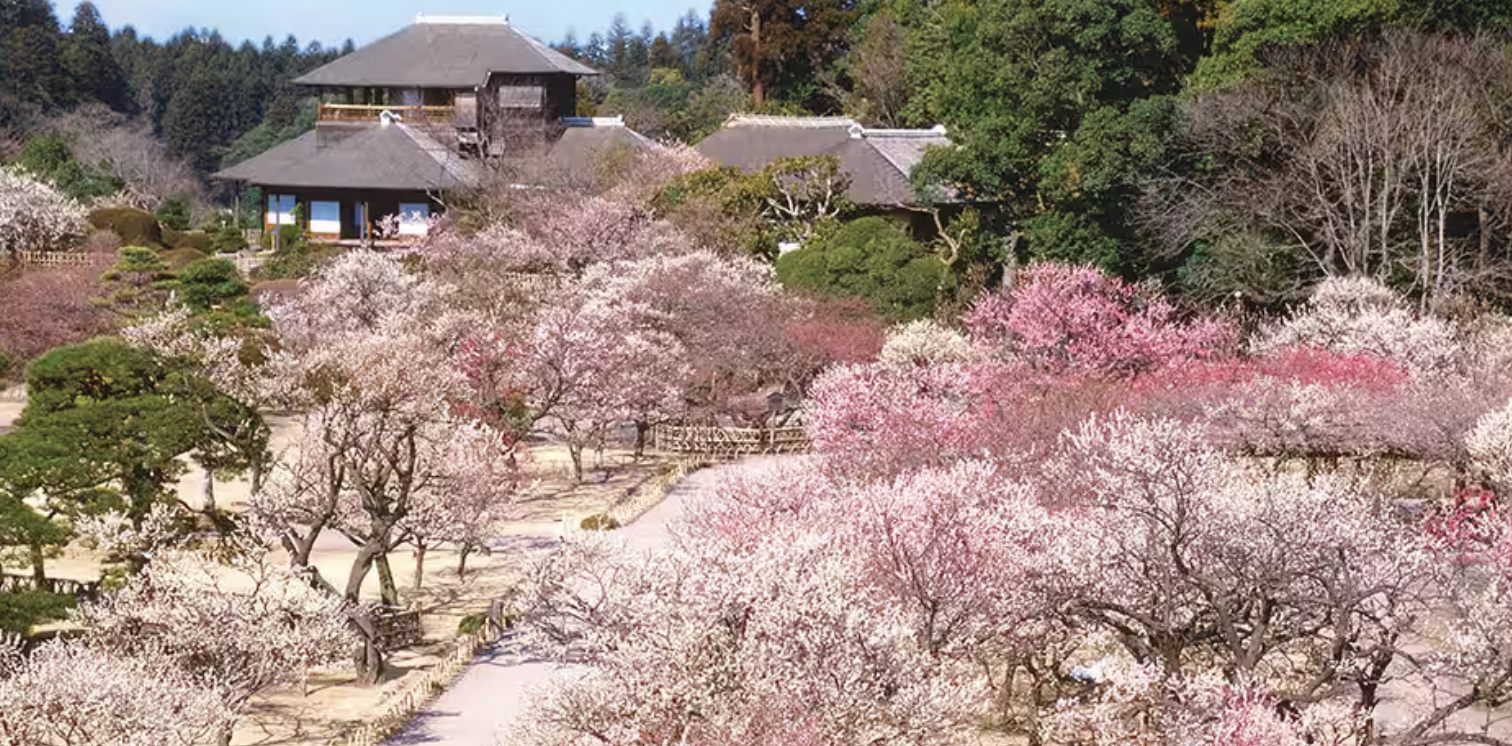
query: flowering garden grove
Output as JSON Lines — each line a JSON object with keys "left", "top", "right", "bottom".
{"left": 7, "top": 143, "right": 1512, "bottom": 746}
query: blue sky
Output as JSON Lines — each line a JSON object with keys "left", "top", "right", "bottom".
{"left": 84, "top": 0, "right": 706, "bottom": 47}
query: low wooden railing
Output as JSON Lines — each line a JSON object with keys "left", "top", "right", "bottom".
{"left": 15, "top": 251, "right": 113, "bottom": 268}
{"left": 0, "top": 574, "right": 102, "bottom": 602}
{"left": 651, "top": 425, "right": 811, "bottom": 458}
{"left": 318, "top": 103, "right": 456, "bottom": 124}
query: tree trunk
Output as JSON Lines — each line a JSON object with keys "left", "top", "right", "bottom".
{"left": 344, "top": 541, "right": 381, "bottom": 602}
{"left": 349, "top": 605, "right": 385, "bottom": 685}
{"left": 750, "top": 6, "right": 764, "bottom": 108}
{"left": 29, "top": 542, "right": 46, "bottom": 590}
{"left": 568, "top": 443, "right": 585, "bottom": 482}
{"left": 457, "top": 544, "right": 472, "bottom": 579}
{"left": 250, "top": 458, "right": 266, "bottom": 497}
{"left": 634, "top": 420, "right": 649, "bottom": 460}
{"left": 215, "top": 724, "right": 234, "bottom": 746}
{"left": 411, "top": 544, "right": 427, "bottom": 593}
{"left": 201, "top": 467, "right": 217, "bottom": 512}
{"left": 375, "top": 553, "right": 400, "bottom": 606}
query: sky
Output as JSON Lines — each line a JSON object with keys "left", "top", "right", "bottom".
{"left": 84, "top": 0, "right": 706, "bottom": 47}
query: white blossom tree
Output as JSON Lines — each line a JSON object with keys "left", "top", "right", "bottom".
{"left": 0, "top": 166, "right": 88, "bottom": 255}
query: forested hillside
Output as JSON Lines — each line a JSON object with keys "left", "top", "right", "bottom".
{"left": 1, "top": 0, "right": 346, "bottom": 185}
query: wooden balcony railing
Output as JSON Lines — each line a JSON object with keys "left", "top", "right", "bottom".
{"left": 318, "top": 103, "right": 457, "bottom": 124}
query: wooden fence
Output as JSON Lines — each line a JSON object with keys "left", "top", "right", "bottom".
{"left": 372, "top": 606, "right": 424, "bottom": 650}
{"left": 651, "top": 425, "right": 811, "bottom": 458}
{"left": 0, "top": 574, "right": 101, "bottom": 602}
{"left": 14, "top": 251, "right": 113, "bottom": 268}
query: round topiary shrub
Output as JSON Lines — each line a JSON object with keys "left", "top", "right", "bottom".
{"left": 209, "top": 226, "right": 248, "bottom": 254}
{"left": 87, "top": 207, "right": 162, "bottom": 247}
{"left": 775, "top": 216, "right": 952, "bottom": 322}
{"left": 579, "top": 513, "right": 620, "bottom": 532}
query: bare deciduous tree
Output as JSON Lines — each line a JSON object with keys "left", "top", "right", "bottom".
{"left": 1142, "top": 31, "right": 1511, "bottom": 303}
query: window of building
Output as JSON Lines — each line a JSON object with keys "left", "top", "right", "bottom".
{"left": 497, "top": 85, "right": 543, "bottom": 108}
{"left": 266, "top": 194, "right": 296, "bottom": 226}
{"left": 309, "top": 201, "right": 340, "bottom": 235}
{"left": 398, "top": 203, "right": 431, "bottom": 236}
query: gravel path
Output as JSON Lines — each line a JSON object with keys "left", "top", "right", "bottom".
{"left": 387, "top": 457, "right": 793, "bottom": 746}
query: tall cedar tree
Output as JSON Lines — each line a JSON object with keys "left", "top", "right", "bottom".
{"left": 710, "top": 0, "right": 858, "bottom": 110}
{"left": 62, "top": 2, "right": 131, "bottom": 112}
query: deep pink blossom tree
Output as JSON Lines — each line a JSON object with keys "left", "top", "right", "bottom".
{"left": 965, "top": 263, "right": 1229, "bottom": 377}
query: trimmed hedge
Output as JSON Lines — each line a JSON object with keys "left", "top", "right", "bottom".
{"left": 158, "top": 247, "right": 208, "bottom": 272}
{"left": 87, "top": 207, "right": 162, "bottom": 247}
{"left": 161, "top": 227, "right": 213, "bottom": 253}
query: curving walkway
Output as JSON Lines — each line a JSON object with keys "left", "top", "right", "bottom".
{"left": 386, "top": 457, "right": 792, "bottom": 746}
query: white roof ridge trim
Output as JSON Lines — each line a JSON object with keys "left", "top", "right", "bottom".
{"left": 726, "top": 114, "right": 857, "bottom": 128}
{"left": 415, "top": 14, "right": 509, "bottom": 25}
{"left": 563, "top": 116, "right": 626, "bottom": 127}
{"left": 858, "top": 124, "right": 948, "bottom": 138}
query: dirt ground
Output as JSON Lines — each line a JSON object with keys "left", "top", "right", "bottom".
{"left": 0, "top": 399, "right": 672, "bottom": 746}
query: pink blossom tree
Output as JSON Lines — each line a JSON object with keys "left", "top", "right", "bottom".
{"left": 964, "top": 262, "right": 1229, "bottom": 377}
{"left": 251, "top": 251, "right": 522, "bottom": 682}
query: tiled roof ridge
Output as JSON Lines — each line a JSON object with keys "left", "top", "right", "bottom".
{"left": 853, "top": 124, "right": 949, "bottom": 139}
{"left": 726, "top": 114, "right": 858, "bottom": 128}
{"left": 414, "top": 14, "right": 509, "bottom": 24}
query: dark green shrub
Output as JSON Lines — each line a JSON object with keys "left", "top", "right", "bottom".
{"left": 580, "top": 513, "right": 620, "bottom": 532}
{"left": 457, "top": 613, "right": 487, "bottom": 635}
{"left": 170, "top": 258, "right": 248, "bottom": 312}
{"left": 88, "top": 207, "right": 162, "bottom": 247}
{"left": 0, "top": 350, "right": 12, "bottom": 382}
{"left": 775, "top": 216, "right": 952, "bottom": 321}
{"left": 155, "top": 197, "right": 191, "bottom": 231}
{"left": 277, "top": 224, "right": 303, "bottom": 249}
{"left": 209, "top": 226, "right": 248, "bottom": 254}
{"left": 161, "top": 226, "right": 185, "bottom": 248}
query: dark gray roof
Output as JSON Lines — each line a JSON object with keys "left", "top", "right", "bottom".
{"left": 695, "top": 116, "right": 953, "bottom": 207}
{"left": 294, "top": 16, "right": 596, "bottom": 88}
{"left": 213, "top": 123, "right": 480, "bottom": 191}
{"left": 545, "top": 117, "right": 657, "bottom": 175}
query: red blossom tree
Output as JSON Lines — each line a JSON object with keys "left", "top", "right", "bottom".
{"left": 0, "top": 265, "right": 112, "bottom": 373}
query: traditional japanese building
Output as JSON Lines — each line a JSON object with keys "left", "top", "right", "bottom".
{"left": 695, "top": 115, "right": 957, "bottom": 234}
{"left": 214, "top": 14, "right": 605, "bottom": 242}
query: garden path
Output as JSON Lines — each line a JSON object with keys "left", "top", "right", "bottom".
{"left": 385, "top": 456, "right": 795, "bottom": 746}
